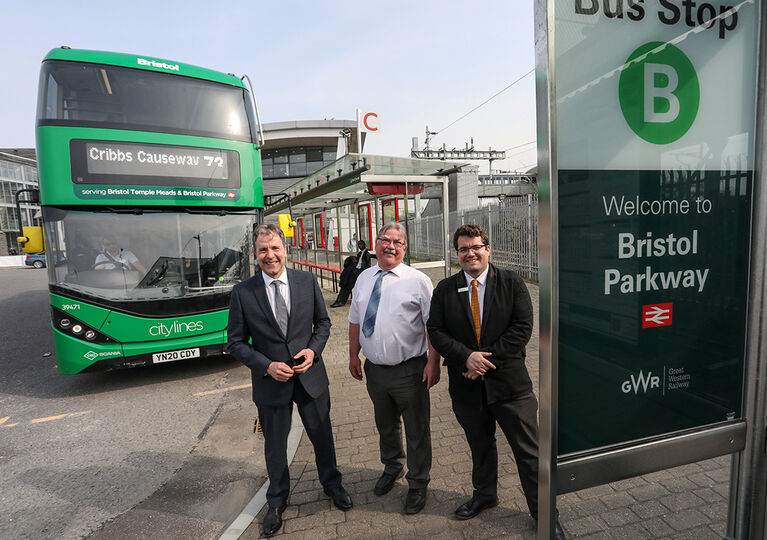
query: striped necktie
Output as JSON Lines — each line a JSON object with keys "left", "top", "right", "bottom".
{"left": 271, "top": 280, "right": 289, "bottom": 336}
{"left": 362, "top": 270, "right": 389, "bottom": 337}
{"left": 471, "top": 279, "right": 481, "bottom": 344}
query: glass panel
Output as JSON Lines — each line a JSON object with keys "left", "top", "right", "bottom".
{"left": 306, "top": 148, "right": 323, "bottom": 162}
{"left": 289, "top": 149, "right": 306, "bottom": 163}
{"left": 306, "top": 161, "right": 322, "bottom": 175}
{"left": 261, "top": 165, "right": 274, "bottom": 178}
{"left": 322, "top": 147, "right": 336, "bottom": 161}
{"left": 272, "top": 149, "right": 288, "bottom": 164}
{"left": 289, "top": 162, "right": 306, "bottom": 176}
{"left": 23, "top": 166, "right": 38, "bottom": 182}
{"left": 5, "top": 208, "right": 18, "bottom": 230}
{"left": 38, "top": 60, "right": 254, "bottom": 142}
{"left": 42, "top": 208, "right": 255, "bottom": 301}
{"left": 273, "top": 163, "right": 289, "bottom": 177}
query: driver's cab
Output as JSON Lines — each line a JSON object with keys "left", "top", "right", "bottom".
{"left": 64, "top": 231, "right": 146, "bottom": 289}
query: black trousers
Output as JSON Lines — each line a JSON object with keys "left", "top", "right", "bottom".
{"left": 257, "top": 380, "right": 342, "bottom": 508}
{"left": 451, "top": 391, "right": 539, "bottom": 516}
{"left": 364, "top": 355, "right": 431, "bottom": 489}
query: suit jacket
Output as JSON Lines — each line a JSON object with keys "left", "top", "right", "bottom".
{"left": 428, "top": 264, "right": 534, "bottom": 406}
{"left": 340, "top": 249, "right": 371, "bottom": 288}
{"left": 356, "top": 249, "right": 372, "bottom": 270}
{"left": 227, "top": 268, "right": 331, "bottom": 407}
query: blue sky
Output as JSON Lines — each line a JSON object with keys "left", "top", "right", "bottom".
{"left": 2, "top": 1, "right": 537, "bottom": 172}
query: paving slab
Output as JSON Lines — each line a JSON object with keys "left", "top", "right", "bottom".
{"left": 237, "top": 277, "right": 732, "bottom": 538}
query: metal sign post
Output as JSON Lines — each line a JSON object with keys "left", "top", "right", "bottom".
{"left": 536, "top": 0, "right": 762, "bottom": 537}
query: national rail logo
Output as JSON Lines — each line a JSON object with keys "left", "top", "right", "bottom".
{"left": 619, "top": 42, "right": 700, "bottom": 144}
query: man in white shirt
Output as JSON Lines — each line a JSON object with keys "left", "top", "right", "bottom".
{"left": 346, "top": 233, "right": 358, "bottom": 252}
{"left": 348, "top": 222, "right": 440, "bottom": 515}
{"left": 93, "top": 235, "right": 147, "bottom": 274}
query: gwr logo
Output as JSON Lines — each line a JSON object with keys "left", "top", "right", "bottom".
{"left": 621, "top": 370, "right": 660, "bottom": 395}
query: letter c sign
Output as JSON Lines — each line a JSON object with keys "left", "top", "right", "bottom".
{"left": 361, "top": 112, "right": 380, "bottom": 132}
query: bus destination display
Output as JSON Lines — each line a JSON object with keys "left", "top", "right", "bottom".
{"left": 70, "top": 140, "right": 241, "bottom": 189}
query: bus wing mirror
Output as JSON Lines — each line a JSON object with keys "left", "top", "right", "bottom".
{"left": 278, "top": 214, "right": 295, "bottom": 238}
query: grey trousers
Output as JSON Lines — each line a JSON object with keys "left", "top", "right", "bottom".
{"left": 257, "top": 382, "right": 342, "bottom": 508}
{"left": 364, "top": 355, "right": 431, "bottom": 489}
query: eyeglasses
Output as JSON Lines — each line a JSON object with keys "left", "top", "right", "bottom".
{"left": 377, "top": 237, "right": 406, "bottom": 248}
{"left": 457, "top": 244, "right": 488, "bottom": 255}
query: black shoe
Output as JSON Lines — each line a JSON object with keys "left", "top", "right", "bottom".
{"left": 404, "top": 487, "right": 427, "bottom": 514}
{"left": 374, "top": 469, "right": 404, "bottom": 496}
{"left": 262, "top": 503, "right": 286, "bottom": 537}
{"left": 454, "top": 496, "right": 499, "bottom": 520}
{"left": 324, "top": 485, "right": 353, "bottom": 511}
{"left": 330, "top": 301, "right": 344, "bottom": 308}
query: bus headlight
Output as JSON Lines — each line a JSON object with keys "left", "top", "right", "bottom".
{"left": 51, "top": 307, "right": 114, "bottom": 344}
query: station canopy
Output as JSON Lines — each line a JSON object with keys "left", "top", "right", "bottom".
{"left": 264, "top": 153, "right": 466, "bottom": 216}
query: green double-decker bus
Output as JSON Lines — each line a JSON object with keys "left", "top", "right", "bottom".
{"left": 36, "top": 48, "right": 264, "bottom": 374}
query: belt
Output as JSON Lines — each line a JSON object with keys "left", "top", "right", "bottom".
{"left": 369, "top": 353, "right": 427, "bottom": 367}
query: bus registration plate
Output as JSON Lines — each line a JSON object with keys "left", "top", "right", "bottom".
{"left": 153, "top": 347, "right": 200, "bottom": 364}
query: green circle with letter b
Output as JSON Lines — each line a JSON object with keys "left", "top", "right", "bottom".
{"left": 619, "top": 42, "right": 699, "bottom": 145}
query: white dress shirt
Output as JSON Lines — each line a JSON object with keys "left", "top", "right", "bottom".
{"left": 262, "top": 269, "right": 291, "bottom": 320}
{"left": 94, "top": 249, "right": 139, "bottom": 270}
{"left": 349, "top": 263, "right": 433, "bottom": 365}
{"left": 464, "top": 266, "right": 489, "bottom": 322}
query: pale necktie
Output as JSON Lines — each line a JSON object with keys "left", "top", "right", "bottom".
{"left": 271, "top": 280, "right": 289, "bottom": 335}
{"left": 362, "top": 270, "right": 389, "bottom": 337}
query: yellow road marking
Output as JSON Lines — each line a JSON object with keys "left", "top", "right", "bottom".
{"left": 0, "top": 416, "right": 8, "bottom": 425}
{"left": 193, "top": 383, "right": 252, "bottom": 397}
{"left": 4, "top": 423, "right": 18, "bottom": 427}
{"left": 30, "top": 413, "right": 70, "bottom": 424}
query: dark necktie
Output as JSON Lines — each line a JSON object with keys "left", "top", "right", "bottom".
{"left": 271, "top": 280, "right": 289, "bottom": 335}
{"left": 362, "top": 270, "right": 389, "bottom": 337}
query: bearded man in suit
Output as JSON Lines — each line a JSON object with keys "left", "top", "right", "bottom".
{"left": 427, "top": 224, "right": 565, "bottom": 539}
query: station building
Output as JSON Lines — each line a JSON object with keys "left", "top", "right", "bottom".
{"left": 261, "top": 119, "right": 364, "bottom": 197}
{"left": 0, "top": 149, "right": 40, "bottom": 256}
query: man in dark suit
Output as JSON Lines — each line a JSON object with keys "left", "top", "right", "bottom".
{"left": 331, "top": 239, "right": 372, "bottom": 307}
{"left": 427, "top": 224, "right": 565, "bottom": 539}
{"left": 228, "top": 223, "right": 352, "bottom": 537}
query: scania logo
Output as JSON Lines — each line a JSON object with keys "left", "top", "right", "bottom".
{"left": 137, "top": 58, "right": 180, "bottom": 71}
{"left": 149, "top": 320, "right": 204, "bottom": 337}
{"left": 83, "top": 350, "right": 121, "bottom": 360}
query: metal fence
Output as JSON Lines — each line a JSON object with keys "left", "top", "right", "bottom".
{"left": 407, "top": 193, "right": 539, "bottom": 281}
